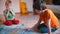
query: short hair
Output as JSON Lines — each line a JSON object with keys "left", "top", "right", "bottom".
{"left": 40, "top": 4, "right": 47, "bottom": 10}
{"left": 33, "top": 0, "right": 47, "bottom": 10}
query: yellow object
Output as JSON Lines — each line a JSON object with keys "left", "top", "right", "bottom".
{"left": 19, "top": 0, "right": 28, "bottom": 16}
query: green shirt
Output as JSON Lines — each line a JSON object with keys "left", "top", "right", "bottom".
{"left": 3, "top": 9, "right": 14, "bottom": 20}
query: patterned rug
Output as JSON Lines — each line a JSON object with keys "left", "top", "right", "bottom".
{"left": 0, "top": 24, "right": 39, "bottom": 34}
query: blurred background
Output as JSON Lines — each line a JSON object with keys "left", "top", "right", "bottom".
{"left": 0, "top": 0, "right": 60, "bottom": 34}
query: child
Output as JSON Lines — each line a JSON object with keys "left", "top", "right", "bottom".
{"left": 3, "top": 0, "right": 19, "bottom": 26}
{"left": 33, "top": 5, "right": 59, "bottom": 34}
{"left": 33, "top": 0, "right": 44, "bottom": 15}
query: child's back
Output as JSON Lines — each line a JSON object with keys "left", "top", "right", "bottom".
{"left": 40, "top": 9, "right": 59, "bottom": 29}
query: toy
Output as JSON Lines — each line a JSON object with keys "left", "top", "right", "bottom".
{"left": 19, "top": 0, "right": 28, "bottom": 16}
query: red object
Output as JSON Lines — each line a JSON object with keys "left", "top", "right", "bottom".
{"left": 4, "top": 20, "right": 12, "bottom": 26}
{"left": 12, "top": 19, "right": 19, "bottom": 25}
{"left": 4, "top": 19, "right": 19, "bottom": 26}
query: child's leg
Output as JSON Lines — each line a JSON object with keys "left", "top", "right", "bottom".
{"left": 12, "top": 19, "right": 19, "bottom": 25}
{"left": 37, "top": 24, "right": 57, "bottom": 33}
{"left": 4, "top": 20, "right": 12, "bottom": 26}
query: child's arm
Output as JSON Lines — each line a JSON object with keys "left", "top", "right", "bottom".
{"left": 48, "top": 19, "right": 51, "bottom": 34}
{"left": 4, "top": 10, "right": 9, "bottom": 18}
{"left": 10, "top": 10, "right": 15, "bottom": 16}
{"left": 32, "top": 18, "right": 41, "bottom": 32}
{"left": 6, "top": 11, "right": 9, "bottom": 17}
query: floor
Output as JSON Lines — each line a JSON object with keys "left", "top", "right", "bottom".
{"left": 1, "top": 13, "right": 60, "bottom": 34}
{"left": 0, "top": 5, "right": 60, "bottom": 34}
{"left": 16, "top": 13, "right": 60, "bottom": 34}
{"left": 0, "top": 13, "right": 40, "bottom": 34}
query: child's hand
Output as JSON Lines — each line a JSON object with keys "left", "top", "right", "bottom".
{"left": 5, "top": 11, "right": 9, "bottom": 18}
{"left": 10, "top": 11, "right": 15, "bottom": 16}
{"left": 12, "top": 13, "right": 15, "bottom": 17}
{"left": 5, "top": 14, "right": 8, "bottom": 18}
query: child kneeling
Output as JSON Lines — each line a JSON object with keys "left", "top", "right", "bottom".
{"left": 3, "top": 0, "right": 19, "bottom": 26}
{"left": 33, "top": 6, "right": 59, "bottom": 34}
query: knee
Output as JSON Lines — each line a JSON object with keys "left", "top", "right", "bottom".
{"left": 38, "top": 27, "right": 57, "bottom": 33}
{"left": 39, "top": 27, "right": 48, "bottom": 33}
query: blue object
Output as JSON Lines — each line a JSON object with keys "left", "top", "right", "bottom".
{"left": 0, "top": 28, "right": 3, "bottom": 31}
{"left": 27, "top": 29, "right": 34, "bottom": 32}
{"left": 17, "top": 30, "right": 39, "bottom": 34}
{"left": 37, "top": 24, "right": 57, "bottom": 33}
{"left": 0, "top": 28, "right": 5, "bottom": 34}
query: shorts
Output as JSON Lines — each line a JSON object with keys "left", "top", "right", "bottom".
{"left": 37, "top": 24, "right": 57, "bottom": 33}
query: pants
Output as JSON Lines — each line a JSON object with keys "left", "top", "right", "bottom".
{"left": 4, "top": 19, "right": 19, "bottom": 26}
{"left": 37, "top": 24, "right": 57, "bottom": 33}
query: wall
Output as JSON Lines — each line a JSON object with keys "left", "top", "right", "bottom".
{"left": 0, "top": 0, "right": 33, "bottom": 15}
{"left": 23, "top": 0, "right": 33, "bottom": 12}
{"left": 46, "top": 0, "right": 52, "bottom": 4}
{"left": 0, "top": 0, "right": 5, "bottom": 14}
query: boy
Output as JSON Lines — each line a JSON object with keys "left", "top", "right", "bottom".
{"left": 33, "top": 5, "right": 59, "bottom": 34}
{"left": 3, "top": 0, "right": 19, "bottom": 26}
{"left": 33, "top": 0, "right": 44, "bottom": 15}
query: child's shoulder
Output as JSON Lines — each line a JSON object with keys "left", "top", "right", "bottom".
{"left": 45, "top": 9, "right": 53, "bottom": 13}
{"left": 3, "top": 9, "right": 14, "bottom": 12}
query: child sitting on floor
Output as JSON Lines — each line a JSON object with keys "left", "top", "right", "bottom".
{"left": 33, "top": 4, "right": 59, "bottom": 34}
{"left": 3, "top": 0, "right": 19, "bottom": 26}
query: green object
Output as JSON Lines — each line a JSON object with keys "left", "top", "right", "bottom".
{"left": 3, "top": 9, "right": 14, "bottom": 20}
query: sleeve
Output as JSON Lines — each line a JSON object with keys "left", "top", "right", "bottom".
{"left": 45, "top": 9, "right": 51, "bottom": 19}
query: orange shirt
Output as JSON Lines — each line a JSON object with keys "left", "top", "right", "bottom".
{"left": 40, "top": 9, "right": 59, "bottom": 29}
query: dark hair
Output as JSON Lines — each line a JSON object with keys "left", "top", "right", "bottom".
{"left": 40, "top": 4, "right": 47, "bottom": 10}
{"left": 33, "top": 0, "right": 47, "bottom": 10}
